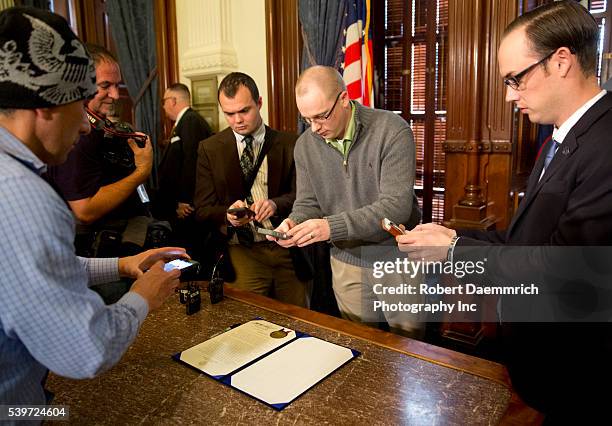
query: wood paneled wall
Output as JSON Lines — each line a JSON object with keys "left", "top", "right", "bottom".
{"left": 154, "top": 0, "right": 179, "bottom": 138}
{"left": 265, "top": 0, "right": 301, "bottom": 133}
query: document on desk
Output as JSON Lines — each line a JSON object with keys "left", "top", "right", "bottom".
{"left": 179, "top": 319, "right": 296, "bottom": 377}
{"left": 175, "top": 319, "right": 359, "bottom": 410}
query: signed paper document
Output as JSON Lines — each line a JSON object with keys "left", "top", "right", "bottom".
{"left": 230, "top": 336, "right": 356, "bottom": 406}
{"left": 179, "top": 319, "right": 295, "bottom": 377}
{"left": 176, "top": 319, "right": 359, "bottom": 409}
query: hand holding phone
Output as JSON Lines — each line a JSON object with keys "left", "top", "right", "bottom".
{"left": 227, "top": 207, "right": 255, "bottom": 218}
{"left": 163, "top": 259, "right": 200, "bottom": 273}
{"left": 256, "top": 227, "right": 290, "bottom": 240}
{"left": 381, "top": 218, "right": 405, "bottom": 237}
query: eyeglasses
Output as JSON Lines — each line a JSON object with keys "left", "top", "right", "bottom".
{"left": 300, "top": 92, "right": 343, "bottom": 125}
{"left": 503, "top": 51, "right": 555, "bottom": 90}
{"left": 162, "top": 96, "right": 175, "bottom": 105}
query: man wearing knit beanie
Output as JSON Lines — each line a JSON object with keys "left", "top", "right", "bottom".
{"left": 0, "top": 7, "right": 185, "bottom": 406}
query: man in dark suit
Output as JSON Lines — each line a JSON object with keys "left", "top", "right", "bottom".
{"left": 156, "top": 83, "right": 213, "bottom": 255}
{"left": 396, "top": 1, "right": 612, "bottom": 421}
{"left": 194, "top": 72, "right": 310, "bottom": 307}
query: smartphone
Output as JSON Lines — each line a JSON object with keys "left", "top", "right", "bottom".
{"left": 256, "top": 227, "right": 290, "bottom": 240}
{"left": 163, "top": 259, "right": 200, "bottom": 273}
{"left": 381, "top": 218, "right": 405, "bottom": 237}
{"left": 227, "top": 207, "right": 255, "bottom": 218}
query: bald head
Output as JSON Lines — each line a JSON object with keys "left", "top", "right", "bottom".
{"left": 296, "top": 66, "right": 346, "bottom": 101}
{"left": 295, "top": 66, "right": 351, "bottom": 140}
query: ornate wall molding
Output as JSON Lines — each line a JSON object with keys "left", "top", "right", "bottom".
{"left": 177, "top": 0, "right": 238, "bottom": 77}
{"left": 444, "top": 139, "right": 512, "bottom": 154}
{"left": 181, "top": 49, "right": 238, "bottom": 77}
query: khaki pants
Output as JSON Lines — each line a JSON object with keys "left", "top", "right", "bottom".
{"left": 330, "top": 256, "right": 425, "bottom": 339}
{"left": 227, "top": 243, "right": 309, "bottom": 307}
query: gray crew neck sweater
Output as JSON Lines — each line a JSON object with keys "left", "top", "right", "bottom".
{"left": 289, "top": 102, "right": 421, "bottom": 266}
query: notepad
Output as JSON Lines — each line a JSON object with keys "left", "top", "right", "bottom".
{"left": 173, "top": 319, "right": 359, "bottom": 410}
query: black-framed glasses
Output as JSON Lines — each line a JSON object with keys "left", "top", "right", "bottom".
{"left": 503, "top": 50, "right": 555, "bottom": 90}
{"left": 162, "top": 96, "right": 176, "bottom": 105}
{"left": 300, "top": 91, "right": 343, "bottom": 125}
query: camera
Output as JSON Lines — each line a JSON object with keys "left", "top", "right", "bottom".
{"left": 86, "top": 107, "right": 146, "bottom": 170}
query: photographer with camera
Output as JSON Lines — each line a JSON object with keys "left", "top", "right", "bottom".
{"left": 46, "top": 44, "right": 156, "bottom": 260}
{"left": 45, "top": 44, "right": 164, "bottom": 303}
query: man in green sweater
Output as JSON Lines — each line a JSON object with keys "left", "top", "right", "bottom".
{"left": 273, "top": 65, "right": 423, "bottom": 337}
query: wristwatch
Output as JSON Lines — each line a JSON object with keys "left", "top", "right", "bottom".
{"left": 447, "top": 235, "right": 459, "bottom": 262}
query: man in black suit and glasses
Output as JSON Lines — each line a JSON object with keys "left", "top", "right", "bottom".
{"left": 156, "top": 83, "right": 213, "bottom": 255}
{"left": 397, "top": 1, "right": 612, "bottom": 422}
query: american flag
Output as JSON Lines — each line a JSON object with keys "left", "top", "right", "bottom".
{"left": 341, "top": 0, "right": 374, "bottom": 107}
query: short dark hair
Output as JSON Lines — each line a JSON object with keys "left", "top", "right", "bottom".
{"left": 504, "top": 1, "right": 599, "bottom": 77}
{"left": 85, "top": 43, "right": 118, "bottom": 67}
{"left": 218, "top": 72, "right": 259, "bottom": 103}
{"left": 167, "top": 83, "right": 190, "bottom": 98}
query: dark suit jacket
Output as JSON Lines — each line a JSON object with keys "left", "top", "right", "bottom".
{"left": 194, "top": 126, "right": 309, "bottom": 280}
{"left": 155, "top": 108, "right": 213, "bottom": 220}
{"left": 458, "top": 92, "right": 612, "bottom": 418}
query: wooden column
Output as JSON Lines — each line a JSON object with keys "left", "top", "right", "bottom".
{"left": 265, "top": 0, "right": 301, "bottom": 133}
{"left": 444, "top": 0, "right": 516, "bottom": 230}
{"left": 154, "top": 0, "right": 179, "bottom": 139}
{"left": 440, "top": 0, "right": 516, "bottom": 349}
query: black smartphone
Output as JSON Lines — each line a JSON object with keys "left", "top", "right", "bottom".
{"left": 165, "top": 259, "right": 201, "bottom": 282}
{"left": 381, "top": 218, "right": 405, "bottom": 237}
{"left": 256, "top": 227, "right": 290, "bottom": 240}
{"left": 227, "top": 207, "right": 255, "bottom": 218}
{"left": 164, "top": 259, "right": 200, "bottom": 273}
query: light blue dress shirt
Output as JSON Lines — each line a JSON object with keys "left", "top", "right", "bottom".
{"left": 0, "top": 127, "right": 149, "bottom": 405}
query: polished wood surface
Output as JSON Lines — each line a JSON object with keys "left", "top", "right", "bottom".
{"left": 46, "top": 285, "right": 542, "bottom": 424}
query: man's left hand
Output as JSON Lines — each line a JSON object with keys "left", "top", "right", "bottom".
{"left": 250, "top": 199, "right": 277, "bottom": 223}
{"left": 288, "top": 218, "right": 330, "bottom": 247}
{"left": 118, "top": 247, "right": 189, "bottom": 278}
{"left": 176, "top": 202, "right": 194, "bottom": 219}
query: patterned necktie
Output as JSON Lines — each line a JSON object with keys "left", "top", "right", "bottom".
{"left": 543, "top": 139, "right": 560, "bottom": 172}
{"left": 240, "top": 135, "right": 255, "bottom": 182}
{"left": 235, "top": 135, "right": 256, "bottom": 246}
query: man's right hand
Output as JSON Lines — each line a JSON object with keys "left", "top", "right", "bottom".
{"left": 176, "top": 202, "right": 194, "bottom": 219}
{"left": 270, "top": 218, "right": 296, "bottom": 247}
{"left": 127, "top": 133, "right": 153, "bottom": 182}
{"left": 130, "top": 260, "right": 180, "bottom": 311}
{"left": 226, "top": 200, "right": 253, "bottom": 227}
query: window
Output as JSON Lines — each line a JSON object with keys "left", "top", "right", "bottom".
{"left": 375, "top": 0, "right": 448, "bottom": 223}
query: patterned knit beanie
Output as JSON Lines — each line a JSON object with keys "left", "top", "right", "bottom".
{"left": 0, "top": 7, "right": 96, "bottom": 108}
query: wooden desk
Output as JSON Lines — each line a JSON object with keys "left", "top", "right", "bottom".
{"left": 47, "top": 286, "right": 542, "bottom": 424}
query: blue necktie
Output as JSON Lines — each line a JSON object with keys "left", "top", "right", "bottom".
{"left": 543, "top": 139, "right": 560, "bottom": 172}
